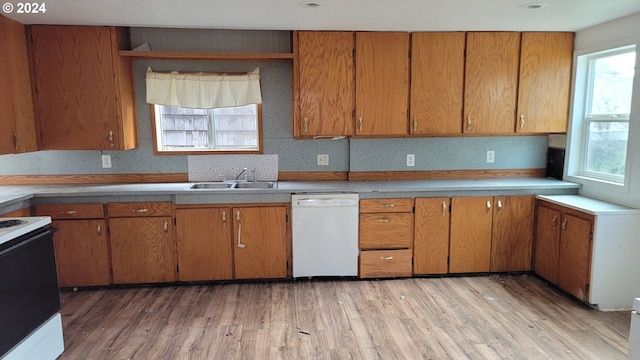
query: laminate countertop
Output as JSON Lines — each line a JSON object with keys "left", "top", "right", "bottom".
{"left": 0, "top": 178, "right": 580, "bottom": 209}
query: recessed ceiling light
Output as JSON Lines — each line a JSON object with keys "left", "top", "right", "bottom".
{"left": 519, "top": 2, "right": 549, "bottom": 10}
{"left": 300, "top": 1, "right": 320, "bottom": 7}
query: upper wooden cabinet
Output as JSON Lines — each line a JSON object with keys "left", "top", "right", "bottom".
{"left": 355, "top": 32, "right": 410, "bottom": 136}
{"left": 0, "top": 15, "right": 37, "bottom": 154}
{"left": 517, "top": 32, "right": 574, "bottom": 133}
{"left": 410, "top": 32, "right": 465, "bottom": 135}
{"left": 294, "top": 31, "right": 354, "bottom": 137}
{"left": 29, "top": 25, "right": 137, "bottom": 150}
{"left": 463, "top": 32, "right": 520, "bottom": 135}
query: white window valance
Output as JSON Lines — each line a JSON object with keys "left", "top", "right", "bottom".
{"left": 145, "top": 67, "right": 262, "bottom": 109}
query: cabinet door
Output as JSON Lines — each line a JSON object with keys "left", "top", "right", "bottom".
{"left": 450, "top": 197, "right": 493, "bottom": 273}
{"left": 464, "top": 32, "right": 520, "bottom": 134}
{"left": 233, "top": 207, "right": 287, "bottom": 279}
{"left": 52, "top": 219, "right": 110, "bottom": 287}
{"left": 410, "top": 32, "right": 464, "bottom": 135}
{"left": 0, "top": 15, "right": 37, "bottom": 154}
{"left": 355, "top": 32, "right": 409, "bottom": 136}
{"left": 110, "top": 217, "right": 176, "bottom": 284}
{"left": 413, "top": 198, "right": 450, "bottom": 274}
{"left": 517, "top": 32, "right": 574, "bottom": 133}
{"left": 175, "top": 208, "right": 233, "bottom": 281}
{"left": 297, "top": 31, "right": 354, "bottom": 137}
{"left": 491, "top": 196, "right": 534, "bottom": 272}
{"left": 558, "top": 214, "right": 593, "bottom": 301}
{"left": 30, "top": 26, "right": 130, "bottom": 150}
{"left": 533, "top": 204, "right": 561, "bottom": 284}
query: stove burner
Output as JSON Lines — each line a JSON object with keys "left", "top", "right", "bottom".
{"left": 0, "top": 220, "right": 26, "bottom": 229}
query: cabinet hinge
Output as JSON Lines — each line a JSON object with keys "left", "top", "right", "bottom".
{"left": 585, "top": 283, "right": 590, "bottom": 293}
{"left": 589, "top": 232, "right": 593, "bottom": 241}
{"left": 286, "top": 214, "right": 289, "bottom": 223}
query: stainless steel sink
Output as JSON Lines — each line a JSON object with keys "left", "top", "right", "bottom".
{"left": 235, "top": 181, "right": 277, "bottom": 189}
{"left": 186, "top": 182, "right": 236, "bottom": 190}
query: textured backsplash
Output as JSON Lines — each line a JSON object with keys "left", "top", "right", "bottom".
{"left": 187, "top": 154, "right": 278, "bottom": 182}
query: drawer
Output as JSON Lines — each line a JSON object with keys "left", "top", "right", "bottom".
{"left": 35, "top": 203, "right": 105, "bottom": 219}
{"left": 359, "top": 213, "right": 413, "bottom": 249}
{"left": 360, "top": 198, "right": 413, "bottom": 213}
{"left": 359, "top": 249, "right": 412, "bottom": 278}
{"left": 107, "top": 202, "right": 172, "bottom": 217}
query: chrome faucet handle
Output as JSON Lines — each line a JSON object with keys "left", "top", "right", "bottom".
{"left": 234, "top": 168, "right": 248, "bottom": 180}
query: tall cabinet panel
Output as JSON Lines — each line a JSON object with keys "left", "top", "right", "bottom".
{"left": 0, "top": 15, "right": 37, "bottom": 154}
{"left": 296, "top": 31, "right": 354, "bottom": 137}
{"left": 413, "top": 198, "right": 450, "bottom": 274}
{"left": 449, "top": 197, "right": 493, "bottom": 273}
{"left": 517, "top": 32, "right": 574, "bottom": 133}
{"left": 463, "top": 32, "right": 520, "bottom": 134}
{"left": 355, "top": 32, "right": 409, "bottom": 136}
{"left": 410, "top": 32, "right": 465, "bottom": 135}
{"left": 29, "top": 25, "right": 137, "bottom": 150}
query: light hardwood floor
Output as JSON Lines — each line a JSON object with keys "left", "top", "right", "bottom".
{"left": 58, "top": 274, "right": 631, "bottom": 359}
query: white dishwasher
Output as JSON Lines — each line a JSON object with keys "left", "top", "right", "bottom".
{"left": 292, "top": 193, "right": 359, "bottom": 278}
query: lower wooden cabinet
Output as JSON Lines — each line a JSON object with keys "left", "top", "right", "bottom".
{"left": 413, "top": 198, "right": 450, "bottom": 275}
{"left": 358, "top": 198, "right": 413, "bottom": 278}
{"left": 491, "top": 195, "right": 534, "bottom": 272}
{"left": 35, "top": 204, "right": 110, "bottom": 287}
{"left": 108, "top": 202, "right": 176, "bottom": 284}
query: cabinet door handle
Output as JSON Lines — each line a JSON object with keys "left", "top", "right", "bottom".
{"left": 378, "top": 218, "right": 391, "bottom": 223}
{"left": 442, "top": 200, "right": 447, "bottom": 215}
{"left": 520, "top": 114, "right": 525, "bottom": 130}
{"left": 467, "top": 115, "right": 472, "bottom": 131}
{"left": 64, "top": 210, "right": 77, "bottom": 215}
{"left": 108, "top": 130, "right": 114, "bottom": 147}
{"left": 222, "top": 210, "right": 227, "bottom": 223}
{"left": 303, "top": 117, "right": 309, "bottom": 134}
{"left": 497, "top": 199, "right": 503, "bottom": 211}
{"left": 551, "top": 215, "right": 557, "bottom": 228}
{"left": 486, "top": 200, "right": 492, "bottom": 211}
{"left": 163, "top": 220, "right": 168, "bottom": 232}
{"left": 237, "top": 223, "right": 246, "bottom": 248}
{"left": 358, "top": 116, "right": 363, "bottom": 132}
{"left": 413, "top": 116, "right": 417, "bottom": 133}
{"left": 377, "top": 203, "right": 395, "bottom": 208}
{"left": 561, "top": 217, "right": 568, "bottom": 231}
{"left": 380, "top": 256, "right": 394, "bottom": 260}
{"left": 134, "top": 208, "right": 149, "bottom": 213}
{"left": 97, "top": 224, "right": 101, "bottom": 235}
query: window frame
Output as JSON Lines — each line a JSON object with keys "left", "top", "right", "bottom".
{"left": 150, "top": 103, "right": 263, "bottom": 155}
{"left": 566, "top": 44, "right": 636, "bottom": 188}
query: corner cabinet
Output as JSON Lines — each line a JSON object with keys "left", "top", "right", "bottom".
{"left": 534, "top": 196, "right": 640, "bottom": 310}
{"left": 108, "top": 202, "right": 176, "bottom": 284}
{"left": 517, "top": 32, "right": 574, "bottom": 133}
{"left": 294, "top": 31, "right": 354, "bottom": 138}
{"left": 0, "top": 15, "right": 37, "bottom": 154}
{"left": 29, "top": 25, "right": 137, "bottom": 150}
{"left": 355, "top": 32, "right": 410, "bottom": 136}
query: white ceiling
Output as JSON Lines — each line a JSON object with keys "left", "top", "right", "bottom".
{"left": 4, "top": 0, "right": 640, "bottom": 32}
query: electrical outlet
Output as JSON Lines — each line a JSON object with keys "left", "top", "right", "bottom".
{"left": 102, "top": 155, "right": 112, "bottom": 168}
{"left": 486, "top": 150, "right": 495, "bottom": 163}
{"left": 407, "top": 154, "right": 415, "bottom": 167}
{"left": 317, "top": 154, "right": 329, "bottom": 166}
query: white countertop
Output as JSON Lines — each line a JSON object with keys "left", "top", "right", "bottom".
{"left": 536, "top": 195, "right": 640, "bottom": 215}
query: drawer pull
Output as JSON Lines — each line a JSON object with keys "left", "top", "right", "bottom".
{"left": 64, "top": 210, "right": 77, "bottom": 215}
{"left": 380, "top": 256, "right": 394, "bottom": 260}
{"left": 134, "top": 208, "right": 149, "bottom": 213}
{"left": 413, "top": 116, "right": 417, "bottom": 133}
{"left": 377, "top": 203, "right": 395, "bottom": 208}
{"left": 358, "top": 116, "right": 363, "bottom": 132}
{"left": 442, "top": 200, "right": 447, "bottom": 215}
{"left": 467, "top": 115, "right": 472, "bottom": 130}
{"left": 561, "top": 217, "right": 568, "bottom": 231}
{"left": 486, "top": 200, "right": 492, "bottom": 211}
{"left": 163, "top": 220, "right": 168, "bottom": 232}
{"left": 222, "top": 210, "right": 227, "bottom": 223}
{"left": 520, "top": 114, "right": 526, "bottom": 130}
{"left": 378, "top": 218, "right": 391, "bottom": 223}
{"left": 551, "top": 215, "right": 557, "bottom": 228}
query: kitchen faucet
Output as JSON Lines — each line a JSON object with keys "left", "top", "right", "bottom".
{"left": 234, "top": 168, "right": 248, "bottom": 180}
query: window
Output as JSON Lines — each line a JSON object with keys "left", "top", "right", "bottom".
{"left": 578, "top": 46, "right": 636, "bottom": 183}
{"left": 152, "top": 104, "right": 261, "bottom": 153}
{"left": 145, "top": 67, "right": 263, "bottom": 154}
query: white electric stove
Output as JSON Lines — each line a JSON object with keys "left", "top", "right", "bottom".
{"left": 0, "top": 216, "right": 52, "bottom": 245}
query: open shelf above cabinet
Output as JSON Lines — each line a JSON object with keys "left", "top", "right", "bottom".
{"left": 119, "top": 50, "right": 294, "bottom": 61}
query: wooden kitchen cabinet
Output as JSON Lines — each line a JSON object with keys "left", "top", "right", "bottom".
{"left": 175, "top": 208, "right": 233, "bottom": 281}
{"left": 355, "top": 32, "right": 409, "bottom": 136}
{"left": 34, "top": 204, "right": 110, "bottom": 287}
{"left": 233, "top": 206, "right": 288, "bottom": 279}
{"left": 359, "top": 198, "right": 413, "bottom": 278}
{"left": 29, "top": 25, "right": 137, "bottom": 150}
{"left": 294, "top": 31, "right": 354, "bottom": 137}
{"left": 449, "top": 196, "right": 493, "bottom": 273}
{"left": 517, "top": 32, "right": 574, "bottom": 133}
{"left": 490, "top": 195, "right": 534, "bottom": 272}
{"left": 413, "top": 197, "right": 450, "bottom": 274}
{"left": 410, "top": 32, "right": 465, "bottom": 135}
{"left": 0, "top": 15, "right": 37, "bottom": 154}
{"left": 108, "top": 202, "right": 176, "bottom": 284}
{"left": 532, "top": 204, "right": 561, "bottom": 283}
{"left": 463, "top": 32, "right": 520, "bottom": 134}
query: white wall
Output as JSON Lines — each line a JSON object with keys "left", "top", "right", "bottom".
{"left": 566, "top": 12, "right": 640, "bottom": 208}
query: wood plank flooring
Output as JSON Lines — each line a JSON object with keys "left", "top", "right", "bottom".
{"left": 57, "top": 274, "right": 631, "bottom": 359}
